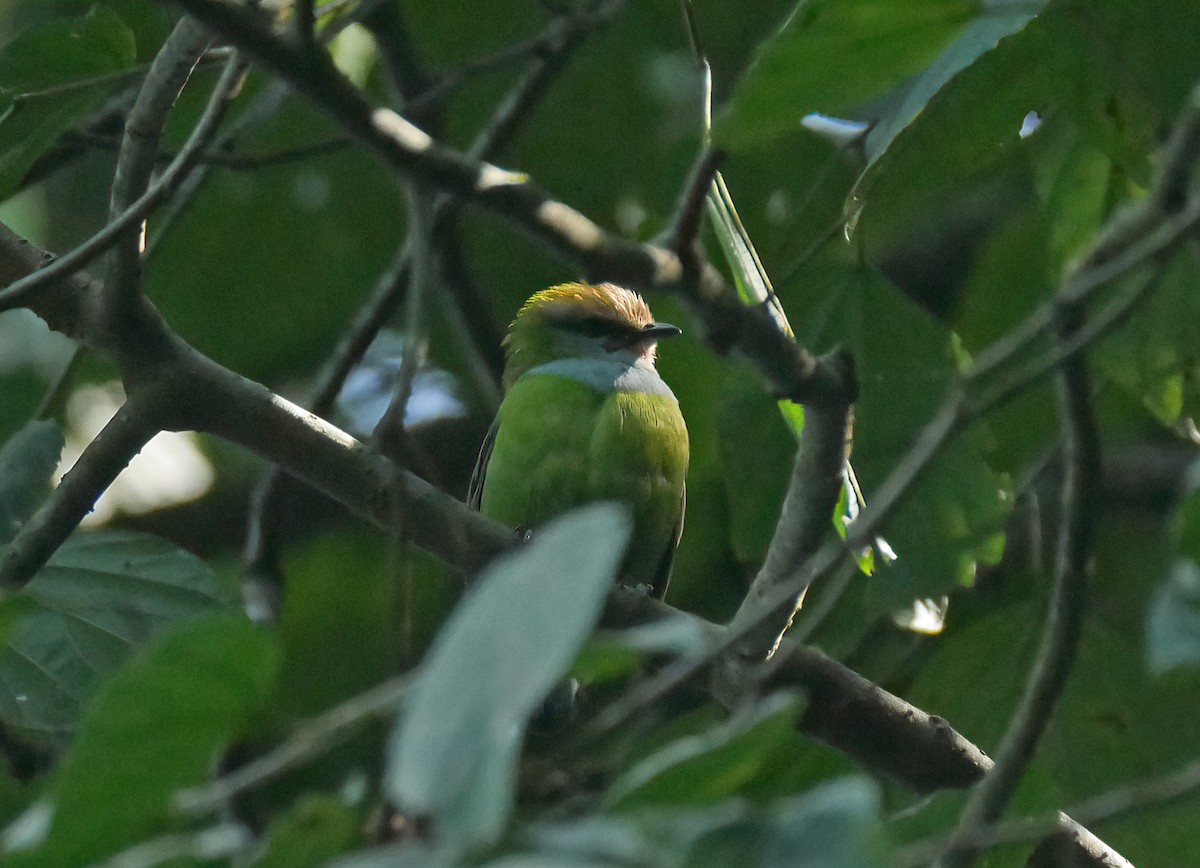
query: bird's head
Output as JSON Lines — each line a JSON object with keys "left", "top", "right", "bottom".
{"left": 502, "top": 282, "right": 682, "bottom": 388}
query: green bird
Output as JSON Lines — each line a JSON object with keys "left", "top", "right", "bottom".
{"left": 468, "top": 282, "right": 689, "bottom": 599}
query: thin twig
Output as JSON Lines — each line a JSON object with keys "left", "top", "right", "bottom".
{"left": 174, "top": 675, "right": 410, "bottom": 817}
{"left": 107, "top": 18, "right": 213, "bottom": 323}
{"left": 0, "top": 56, "right": 246, "bottom": 314}
{"left": 938, "top": 313, "right": 1101, "bottom": 868}
{"left": 68, "top": 129, "right": 352, "bottom": 170}
{"left": 897, "top": 758, "right": 1200, "bottom": 866}
{"left": 667, "top": 146, "right": 723, "bottom": 254}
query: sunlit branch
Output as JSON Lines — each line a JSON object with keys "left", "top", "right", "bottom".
{"left": 167, "top": 0, "right": 849, "bottom": 407}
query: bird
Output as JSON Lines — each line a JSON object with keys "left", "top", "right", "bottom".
{"left": 468, "top": 282, "right": 689, "bottom": 599}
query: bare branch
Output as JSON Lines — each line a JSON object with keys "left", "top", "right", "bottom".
{"left": 667, "top": 146, "right": 723, "bottom": 255}
{"left": 107, "top": 18, "right": 213, "bottom": 319}
{"left": 718, "top": 350, "right": 856, "bottom": 678}
{"left": 601, "top": 587, "right": 991, "bottom": 792}
{"left": 0, "top": 395, "right": 160, "bottom": 593}
{"left": 898, "top": 755, "right": 1200, "bottom": 867}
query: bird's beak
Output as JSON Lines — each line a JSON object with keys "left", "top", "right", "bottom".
{"left": 640, "top": 322, "right": 683, "bottom": 341}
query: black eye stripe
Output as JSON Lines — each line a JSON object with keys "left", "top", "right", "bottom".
{"left": 558, "top": 316, "right": 633, "bottom": 339}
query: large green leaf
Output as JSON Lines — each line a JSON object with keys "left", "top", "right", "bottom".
{"left": 854, "top": 0, "right": 1200, "bottom": 255}
{"left": 0, "top": 6, "right": 137, "bottom": 199}
{"left": 519, "top": 779, "right": 883, "bottom": 867}
{"left": 605, "top": 692, "right": 803, "bottom": 811}
{"left": 785, "top": 255, "right": 1010, "bottom": 608}
{"left": 4, "top": 614, "right": 278, "bottom": 866}
{"left": 0, "top": 420, "right": 63, "bottom": 546}
{"left": 0, "top": 7, "right": 135, "bottom": 92}
{"left": 386, "top": 504, "right": 631, "bottom": 852}
{"left": 1093, "top": 252, "right": 1200, "bottom": 428}
{"left": 715, "top": 366, "right": 794, "bottom": 565}
{"left": 0, "top": 530, "right": 235, "bottom": 736}
{"left": 863, "top": 1, "right": 1044, "bottom": 162}
{"left": 253, "top": 794, "right": 360, "bottom": 868}
{"left": 757, "top": 778, "right": 883, "bottom": 868}
{"left": 716, "top": 0, "right": 976, "bottom": 148}
{"left": 899, "top": 603, "right": 1200, "bottom": 864}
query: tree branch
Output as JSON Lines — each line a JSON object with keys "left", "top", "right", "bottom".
{"left": 174, "top": 675, "right": 411, "bottom": 817}
{"left": 938, "top": 315, "right": 1101, "bottom": 868}
{"left": 0, "top": 219, "right": 994, "bottom": 798}
{"left": 715, "top": 349, "right": 856, "bottom": 696}
{"left": 0, "top": 394, "right": 160, "bottom": 593}
{"left": 897, "top": 754, "right": 1200, "bottom": 867}
{"left": 107, "top": 18, "right": 213, "bottom": 321}
{"left": 166, "top": 0, "right": 850, "bottom": 407}
{"left": 241, "top": 0, "right": 607, "bottom": 595}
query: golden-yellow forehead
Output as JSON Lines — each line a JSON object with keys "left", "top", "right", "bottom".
{"left": 517, "top": 282, "right": 654, "bottom": 328}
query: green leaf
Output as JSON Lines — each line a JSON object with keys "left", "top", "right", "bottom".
{"left": 276, "top": 531, "right": 398, "bottom": 719}
{"left": 253, "top": 794, "right": 360, "bottom": 868}
{"left": 757, "top": 778, "right": 884, "bottom": 868}
{"left": 0, "top": 530, "right": 235, "bottom": 736}
{"left": 716, "top": 0, "right": 976, "bottom": 149}
{"left": 0, "top": 7, "right": 135, "bottom": 93}
{"left": 0, "top": 420, "right": 64, "bottom": 546}
{"left": 1147, "top": 560, "right": 1200, "bottom": 676}
{"left": 1178, "top": 475, "right": 1200, "bottom": 563}
{"left": 1029, "top": 122, "right": 1117, "bottom": 274}
{"left": 1094, "top": 252, "right": 1200, "bottom": 428}
{"left": 853, "top": 1, "right": 1186, "bottom": 255}
{"left": 574, "top": 612, "right": 713, "bottom": 685}
{"left": 787, "top": 256, "right": 1011, "bottom": 608}
{"left": 6, "top": 614, "right": 278, "bottom": 866}
{"left": 605, "top": 692, "right": 804, "bottom": 811}
{"left": 863, "top": 2, "right": 1045, "bottom": 162}
{"left": 386, "top": 504, "right": 632, "bottom": 851}
{"left": 523, "top": 780, "right": 882, "bottom": 867}
{"left": 520, "top": 813, "right": 662, "bottom": 865}
{"left": 0, "top": 7, "right": 138, "bottom": 199}
{"left": 483, "top": 857, "right": 613, "bottom": 868}
{"left": 716, "top": 367, "right": 794, "bottom": 564}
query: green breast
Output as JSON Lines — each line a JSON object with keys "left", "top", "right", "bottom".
{"left": 479, "top": 372, "right": 688, "bottom": 588}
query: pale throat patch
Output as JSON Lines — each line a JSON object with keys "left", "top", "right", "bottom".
{"left": 522, "top": 357, "right": 677, "bottom": 398}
